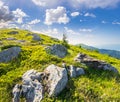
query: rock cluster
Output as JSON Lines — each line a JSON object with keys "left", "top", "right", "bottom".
{"left": 13, "top": 64, "right": 84, "bottom": 102}
{"left": 46, "top": 44, "right": 68, "bottom": 58}
{"left": 74, "top": 53, "right": 118, "bottom": 73}
{"left": 0, "top": 47, "right": 21, "bottom": 63}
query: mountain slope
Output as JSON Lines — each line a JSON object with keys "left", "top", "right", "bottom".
{"left": 77, "top": 44, "right": 120, "bottom": 59}
{"left": 0, "top": 29, "right": 120, "bottom": 102}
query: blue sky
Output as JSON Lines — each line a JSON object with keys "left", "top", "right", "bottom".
{"left": 0, "top": 0, "right": 120, "bottom": 50}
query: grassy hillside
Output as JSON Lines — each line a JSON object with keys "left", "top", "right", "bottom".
{"left": 0, "top": 28, "right": 120, "bottom": 102}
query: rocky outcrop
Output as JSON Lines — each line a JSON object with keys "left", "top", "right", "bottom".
{"left": 13, "top": 81, "right": 43, "bottom": 102}
{"left": 46, "top": 44, "right": 68, "bottom": 58}
{"left": 13, "top": 64, "right": 68, "bottom": 101}
{"left": 68, "top": 65, "right": 85, "bottom": 78}
{"left": 13, "top": 69, "right": 43, "bottom": 102}
{"left": 7, "top": 31, "right": 19, "bottom": 34}
{"left": 0, "top": 47, "right": 21, "bottom": 63}
{"left": 44, "top": 64, "right": 68, "bottom": 96}
{"left": 74, "top": 53, "right": 118, "bottom": 73}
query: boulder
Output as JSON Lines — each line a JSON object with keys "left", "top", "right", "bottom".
{"left": 74, "top": 53, "right": 118, "bottom": 73}
{"left": 0, "top": 47, "right": 21, "bottom": 63}
{"left": 32, "top": 34, "right": 41, "bottom": 41}
{"left": 46, "top": 44, "right": 68, "bottom": 58}
{"left": 13, "top": 69, "right": 44, "bottom": 102}
{"left": 22, "top": 69, "right": 44, "bottom": 84}
{"left": 44, "top": 64, "right": 68, "bottom": 96}
{"left": 26, "top": 33, "right": 41, "bottom": 41}
{"left": 68, "top": 65, "right": 85, "bottom": 78}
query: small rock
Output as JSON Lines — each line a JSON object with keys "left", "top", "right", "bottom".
{"left": 68, "top": 65, "right": 85, "bottom": 78}
{"left": 7, "top": 31, "right": 19, "bottom": 35}
{"left": 44, "top": 64, "right": 68, "bottom": 96}
{"left": 76, "top": 67, "right": 85, "bottom": 76}
{"left": 46, "top": 44, "right": 68, "bottom": 58}
{"left": 6, "top": 37, "right": 16, "bottom": 40}
{"left": 69, "top": 65, "right": 76, "bottom": 78}
{"left": 16, "top": 40, "right": 26, "bottom": 43}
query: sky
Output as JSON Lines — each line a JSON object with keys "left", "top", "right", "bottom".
{"left": 0, "top": 0, "right": 120, "bottom": 50}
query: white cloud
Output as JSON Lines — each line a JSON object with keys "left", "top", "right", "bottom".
{"left": 69, "top": 0, "right": 120, "bottom": 9}
{"left": 32, "top": 0, "right": 120, "bottom": 9}
{"left": 21, "top": 24, "right": 31, "bottom": 30}
{"left": 0, "top": 1, "right": 14, "bottom": 22}
{"left": 79, "top": 29, "right": 93, "bottom": 32}
{"left": 64, "top": 27, "right": 96, "bottom": 45}
{"left": 84, "top": 13, "right": 96, "bottom": 18}
{"left": 44, "top": 6, "right": 69, "bottom": 25}
{"left": 12, "top": 8, "right": 28, "bottom": 24}
{"left": 32, "top": 0, "right": 64, "bottom": 8}
{"left": 28, "top": 19, "right": 40, "bottom": 25}
{"left": 41, "top": 28, "right": 59, "bottom": 35}
{"left": 112, "top": 21, "right": 120, "bottom": 25}
{"left": 101, "top": 20, "right": 107, "bottom": 24}
{"left": 71, "top": 12, "right": 80, "bottom": 17}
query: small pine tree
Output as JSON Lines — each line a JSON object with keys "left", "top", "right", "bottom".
{"left": 62, "top": 33, "right": 69, "bottom": 48}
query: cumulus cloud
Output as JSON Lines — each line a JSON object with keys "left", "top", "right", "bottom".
{"left": 44, "top": 6, "right": 70, "bottom": 25}
{"left": 32, "top": 0, "right": 120, "bottom": 9}
{"left": 0, "top": 1, "right": 14, "bottom": 22}
{"left": 69, "top": 0, "right": 120, "bottom": 9}
{"left": 28, "top": 19, "right": 40, "bottom": 25}
{"left": 112, "top": 21, "right": 120, "bottom": 25}
{"left": 84, "top": 13, "right": 96, "bottom": 18}
{"left": 32, "top": 0, "right": 64, "bottom": 8}
{"left": 71, "top": 12, "right": 80, "bottom": 17}
{"left": 79, "top": 28, "right": 93, "bottom": 32}
{"left": 12, "top": 8, "right": 28, "bottom": 24}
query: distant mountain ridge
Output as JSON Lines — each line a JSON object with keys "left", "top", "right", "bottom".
{"left": 77, "top": 44, "right": 120, "bottom": 59}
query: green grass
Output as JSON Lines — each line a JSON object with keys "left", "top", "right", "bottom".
{"left": 0, "top": 28, "right": 120, "bottom": 102}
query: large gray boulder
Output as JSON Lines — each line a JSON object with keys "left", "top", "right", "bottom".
{"left": 44, "top": 64, "right": 68, "bottom": 96}
{"left": 46, "top": 44, "right": 68, "bottom": 58}
{"left": 0, "top": 47, "right": 21, "bottom": 63}
{"left": 74, "top": 53, "right": 118, "bottom": 73}
{"left": 13, "top": 69, "right": 44, "bottom": 102}
{"left": 68, "top": 65, "right": 85, "bottom": 78}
